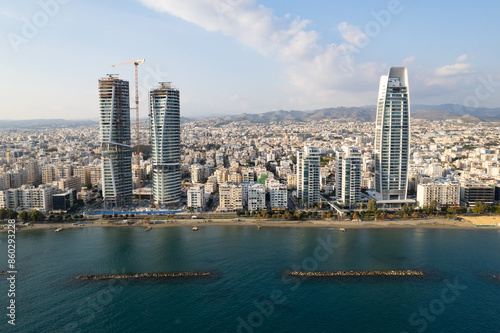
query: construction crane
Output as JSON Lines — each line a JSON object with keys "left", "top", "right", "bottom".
{"left": 111, "top": 59, "right": 145, "bottom": 204}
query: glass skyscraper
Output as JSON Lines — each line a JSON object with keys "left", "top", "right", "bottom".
{"left": 374, "top": 67, "right": 410, "bottom": 204}
{"left": 98, "top": 75, "right": 132, "bottom": 207}
{"left": 150, "top": 82, "right": 181, "bottom": 206}
{"left": 297, "top": 146, "right": 320, "bottom": 207}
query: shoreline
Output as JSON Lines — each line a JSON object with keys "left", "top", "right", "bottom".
{"left": 2, "top": 217, "right": 495, "bottom": 231}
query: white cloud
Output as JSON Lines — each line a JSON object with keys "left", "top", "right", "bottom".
{"left": 141, "top": 0, "right": 385, "bottom": 107}
{"left": 337, "top": 22, "right": 367, "bottom": 47}
{"left": 140, "top": 0, "right": 482, "bottom": 110}
{"left": 402, "top": 55, "right": 416, "bottom": 65}
{"left": 435, "top": 62, "right": 473, "bottom": 77}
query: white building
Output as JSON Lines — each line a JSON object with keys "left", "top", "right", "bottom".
{"left": 269, "top": 181, "right": 288, "bottom": 210}
{"left": 336, "top": 146, "right": 361, "bottom": 209}
{"left": 247, "top": 183, "right": 266, "bottom": 211}
{"left": 99, "top": 75, "right": 132, "bottom": 207}
{"left": 0, "top": 185, "right": 54, "bottom": 213}
{"left": 416, "top": 178, "right": 460, "bottom": 208}
{"left": 187, "top": 186, "right": 205, "bottom": 212}
{"left": 374, "top": 67, "right": 412, "bottom": 207}
{"left": 297, "top": 146, "right": 320, "bottom": 206}
{"left": 150, "top": 82, "right": 181, "bottom": 206}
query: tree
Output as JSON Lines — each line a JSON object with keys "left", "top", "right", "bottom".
{"left": 7, "top": 209, "right": 18, "bottom": 220}
{"left": 28, "top": 210, "right": 45, "bottom": 222}
{"left": 0, "top": 208, "right": 7, "bottom": 220}
{"left": 352, "top": 212, "right": 359, "bottom": 220}
{"left": 85, "top": 182, "right": 93, "bottom": 190}
{"left": 472, "top": 201, "right": 490, "bottom": 215}
{"left": 402, "top": 204, "right": 411, "bottom": 216}
{"left": 19, "top": 211, "right": 29, "bottom": 222}
{"left": 367, "top": 199, "right": 377, "bottom": 213}
{"left": 429, "top": 200, "right": 438, "bottom": 213}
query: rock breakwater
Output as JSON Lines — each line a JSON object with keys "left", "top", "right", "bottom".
{"left": 288, "top": 270, "right": 424, "bottom": 277}
{"left": 76, "top": 272, "right": 212, "bottom": 280}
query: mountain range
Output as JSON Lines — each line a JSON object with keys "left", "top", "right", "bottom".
{"left": 0, "top": 104, "right": 498, "bottom": 129}
{"left": 204, "top": 104, "right": 500, "bottom": 124}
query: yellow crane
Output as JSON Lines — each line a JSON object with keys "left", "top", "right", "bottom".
{"left": 111, "top": 59, "right": 145, "bottom": 204}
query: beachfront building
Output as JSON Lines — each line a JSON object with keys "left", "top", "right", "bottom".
{"left": 269, "top": 180, "right": 288, "bottom": 210}
{"left": 99, "top": 75, "right": 132, "bottom": 208}
{"left": 297, "top": 146, "right": 320, "bottom": 207}
{"left": 218, "top": 182, "right": 243, "bottom": 212}
{"left": 0, "top": 185, "right": 54, "bottom": 213}
{"left": 373, "top": 67, "right": 413, "bottom": 208}
{"left": 336, "top": 146, "right": 362, "bottom": 209}
{"left": 187, "top": 185, "right": 205, "bottom": 212}
{"left": 247, "top": 183, "right": 266, "bottom": 211}
{"left": 416, "top": 178, "right": 460, "bottom": 208}
{"left": 460, "top": 182, "right": 496, "bottom": 206}
{"left": 150, "top": 82, "right": 181, "bottom": 206}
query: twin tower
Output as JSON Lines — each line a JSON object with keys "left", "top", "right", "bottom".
{"left": 98, "top": 75, "right": 180, "bottom": 208}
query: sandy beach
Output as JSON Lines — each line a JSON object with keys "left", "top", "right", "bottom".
{"left": 4, "top": 216, "right": 497, "bottom": 232}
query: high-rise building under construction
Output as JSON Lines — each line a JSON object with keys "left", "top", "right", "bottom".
{"left": 98, "top": 75, "right": 132, "bottom": 207}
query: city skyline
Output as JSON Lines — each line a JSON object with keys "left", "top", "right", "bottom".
{"left": 2, "top": 0, "right": 500, "bottom": 120}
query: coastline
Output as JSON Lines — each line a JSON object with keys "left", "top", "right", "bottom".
{"left": 2, "top": 216, "right": 494, "bottom": 231}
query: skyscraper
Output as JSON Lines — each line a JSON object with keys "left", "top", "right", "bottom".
{"left": 98, "top": 75, "right": 132, "bottom": 207}
{"left": 374, "top": 67, "right": 411, "bottom": 206}
{"left": 336, "top": 146, "right": 361, "bottom": 209}
{"left": 150, "top": 82, "right": 181, "bottom": 206}
{"left": 297, "top": 146, "right": 320, "bottom": 207}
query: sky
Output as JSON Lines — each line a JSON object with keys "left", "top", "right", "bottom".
{"left": 1, "top": 0, "right": 499, "bottom": 120}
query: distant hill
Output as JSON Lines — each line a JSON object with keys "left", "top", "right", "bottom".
{"left": 0, "top": 119, "right": 98, "bottom": 129}
{"left": 1, "top": 104, "right": 498, "bottom": 128}
{"left": 208, "top": 104, "right": 500, "bottom": 124}
{"left": 180, "top": 117, "right": 195, "bottom": 124}
{"left": 211, "top": 107, "right": 377, "bottom": 124}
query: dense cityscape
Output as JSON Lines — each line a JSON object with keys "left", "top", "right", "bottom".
{"left": 1, "top": 68, "right": 499, "bottom": 223}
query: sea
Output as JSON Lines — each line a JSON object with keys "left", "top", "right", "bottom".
{"left": 1, "top": 225, "right": 500, "bottom": 333}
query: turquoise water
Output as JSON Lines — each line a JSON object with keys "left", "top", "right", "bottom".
{"left": 1, "top": 226, "right": 500, "bottom": 332}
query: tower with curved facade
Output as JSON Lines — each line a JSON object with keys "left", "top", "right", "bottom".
{"left": 374, "top": 67, "right": 411, "bottom": 206}
{"left": 99, "top": 75, "right": 132, "bottom": 208}
{"left": 150, "top": 82, "right": 181, "bottom": 206}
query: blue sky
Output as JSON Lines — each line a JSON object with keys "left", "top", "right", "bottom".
{"left": 1, "top": 0, "right": 499, "bottom": 120}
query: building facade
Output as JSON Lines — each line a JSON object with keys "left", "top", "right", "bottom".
{"left": 416, "top": 178, "right": 460, "bottom": 208}
{"left": 460, "top": 182, "right": 496, "bottom": 206}
{"left": 374, "top": 67, "right": 411, "bottom": 205}
{"left": 150, "top": 82, "right": 181, "bottom": 206}
{"left": 218, "top": 182, "right": 243, "bottom": 211}
{"left": 269, "top": 181, "right": 288, "bottom": 210}
{"left": 187, "top": 186, "right": 205, "bottom": 212}
{"left": 0, "top": 185, "right": 54, "bottom": 213}
{"left": 336, "top": 146, "right": 362, "bottom": 209}
{"left": 297, "top": 146, "right": 320, "bottom": 206}
{"left": 99, "top": 75, "right": 132, "bottom": 207}
{"left": 247, "top": 183, "right": 266, "bottom": 211}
